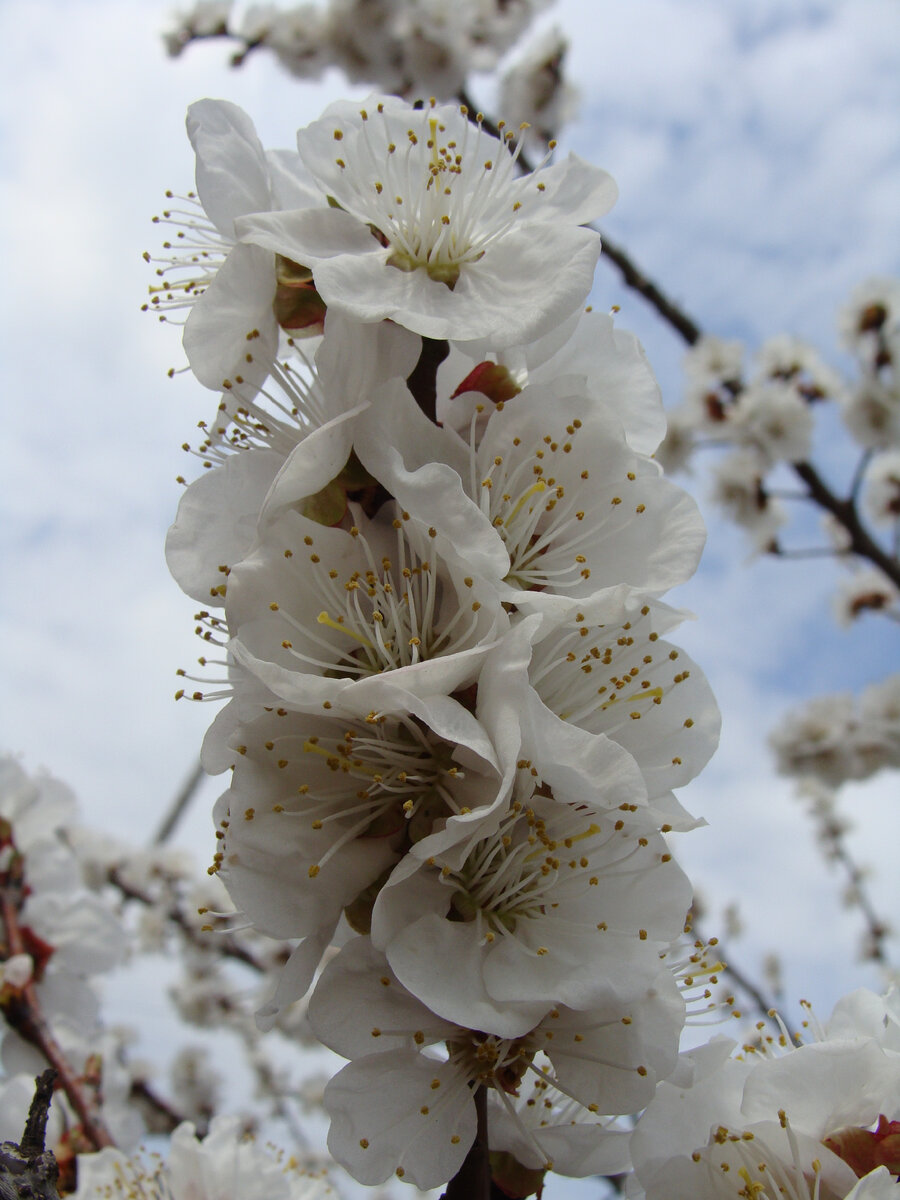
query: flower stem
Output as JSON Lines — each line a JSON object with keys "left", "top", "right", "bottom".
{"left": 443, "top": 1085, "right": 490, "bottom": 1200}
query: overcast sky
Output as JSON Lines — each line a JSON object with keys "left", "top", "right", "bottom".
{"left": 1, "top": 1, "right": 899, "bottom": 1189}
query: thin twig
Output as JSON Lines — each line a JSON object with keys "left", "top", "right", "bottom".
{"left": 769, "top": 545, "right": 845, "bottom": 561}
{"left": 129, "top": 1078, "right": 193, "bottom": 1135}
{"left": 824, "top": 840, "right": 891, "bottom": 966}
{"left": 792, "top": 462, "right": 900, "bottom": 588}
{"left": 0, "top": 889, "right": 114, "bottom": 1150}
{"left": 152, "top": 760, "right": 205, "bottom": 845}
{"left": 107, "top": 868, "right": 270, "bottom": 974}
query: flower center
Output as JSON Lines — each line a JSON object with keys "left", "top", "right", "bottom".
{"left": 439, "top": 800, "right": 606, "bottom": 943}
{"left": 274, "top": 509, "right": 485, "bottom": 678}
{"left": 327, "top": 102, "right": 533, "bottom": 284}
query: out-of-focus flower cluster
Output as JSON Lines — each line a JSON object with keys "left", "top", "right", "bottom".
{"left": 770, "top": 674, "right": 900, "bottom": 788}
{"left": 657, "top": 279, "right": 900, "bottom": 628}
{"left": 163, "top": 0, "right": 574, "bottom": 146}
{"left": 72, "top": 1114, "right": 336, "bottom": 1200}
{"left": 147, "top": 86, "right": 731, "bottom": 1193}
{"left": 0, "top": 756, "right": 139, "bottom": 1180}
{"left": 0, "top": 755, "right": 344, "bottom": 1193}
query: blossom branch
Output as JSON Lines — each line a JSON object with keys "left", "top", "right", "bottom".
{"left": 791, "top": 461, "right": 900, "bottom": 589}
{"left": 457, "top": 99, "right": 899, "bottom": 590}
{"left": 129, "top": 1078, "right": 193, "bottom": 1135}
{"left": 830, "top": 839, "right": 892, "bottom": 965}
{"left": 808, "top": 803, "right": 892, "bottom": 966}
{"left": 106, "top": 868, "right": 270, "bottom": 974}
{"left": 0, "top": 887, "right": 114, "bottom": 1150}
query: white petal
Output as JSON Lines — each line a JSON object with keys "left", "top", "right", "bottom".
{"left": 166, "top": 448, "right": 281, "bottom": 603}
{"left": 183, "top": 242, "right": 278, "bottom": 391}
{"left": 325, "top": 1050, "right": 476, "bottom": 1189}
{"left": 188, "top": 98, "right": 271, "bottom": 236}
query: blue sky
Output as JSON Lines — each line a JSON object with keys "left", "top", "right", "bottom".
{"left": 1, "top": 0, "right": 899, "bottom": 1188}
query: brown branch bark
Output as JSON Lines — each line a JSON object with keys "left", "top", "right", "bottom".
{"left": 442, "top": 1085, "right": 490, "bottom": 1200}
{"left": 0, "top": 1071, "right": 61, "bottom": 1200}
{"left": 129, "top": 1078, "right": 194, "bottom": 1135}
{"left": 0, "top": 890, "right": 114, "bottom": 1150}
{"left": 792, "top": 462, "right": 900, "bottom": 589}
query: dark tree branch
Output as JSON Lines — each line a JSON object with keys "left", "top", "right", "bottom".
{"left": 443, "top": 1086, "right": 490, "bottom": 1200}
{"left": 792, "top": 462, "right": 900, "bottom": 589}
{"left": 0, "top": 1071, "right": 61, "bottom": 1200}
{"left": 0, "top": 890, "right": 114, "bottom": 1151}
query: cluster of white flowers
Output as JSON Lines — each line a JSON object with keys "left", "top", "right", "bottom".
{"left": 629, "top": 987, "right": 900, "bottom": 1200}
{"left": 0, "top": 758, "right": 143, "bottom": 1169}
{"left": 0, "top": 753, "right": 351, "bottom": 1194}
{"left": 657, "top": 331, "right": 840, "bottom": 551}
{"left": 770, "top": 674, "right": 900, "bottom": 788}
{"left": 149, "top": 88, "right": 732, "bottom": 1193}
{"left": 164, "top": 0, "right": 559, "bottom": 109}
{"left": 73, "top": 1115, "right": 335, "bottom": 1200}
{"left": 656, "top": 281, "right": 900, "bottom": 630}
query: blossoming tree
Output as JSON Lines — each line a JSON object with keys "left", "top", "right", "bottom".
{"left": 1, "top": 2, "right": 898, "bottom": 1199}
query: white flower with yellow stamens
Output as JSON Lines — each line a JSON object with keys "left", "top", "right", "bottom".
{"left": 225, "top": 499, "right": 507, "bottom": 713}
{"left": 436, "top": 306, "right": 668, "bottom": 458}
{"left": 201, "top": 685, "right": 516, "bottom": 1022}
{"left": 371, "top": 794, "right": 689, "bottom": 1037}
{"left": 354, "top": 374, "right": 706, "bottom": 615}
{"left": 630, "top": 989, "right": 900, "bottom": 1200}
{"left": 236, "top": 93, "right": 617, "bottom": 345}
{"left": 525, "top": 587, "right": 720, "bottom": 819}
{"left": 308, "top": 937, "right": 682, "bottom": 1189}
{"left": 166, "top": 312, "right": 419, "bottom": 605}
{"left": 146, "top": 98, "right": 324, "bottom": 391}
{"left": 73, "top": 1115, "right": 336, "bottom": 1199}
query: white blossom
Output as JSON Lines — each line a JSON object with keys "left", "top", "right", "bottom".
{"left": 371, "top": 794, "right": 689, "bottom": 1036}
{"left": 309, "top": 937, "right": 681, "bottom": 1187}
{"left": 840, "top": 379, "right": 900, "bottom": 450}
{"left": 73, "top": 1116, "right": 336, "bottom": 1198}
{"left": 630, "top": 995, "right": 900, "bottom": 1200}
{"left": 863, "top": 450, "right": 900, "bottom": 525}
{"left": 709, "top": 448, "right": 785, "bottom": 544}
{"left": 224, "top": 499, "right": 507, "bottom": 713}
{"left": 499, "top": 26, "right": 578, "bottom": 148}
{"left": 354, "top": 375, "right": 705, "bottom": 618}
{"left": 755, "top": 333, "right": 844, "bottom": 399}
{"left": 166, "top": 313, "right": 419, "bottom": 604}
{"left": 770, "top": 693, "right": 861, "bottom": 786}
{"left": 237, "top": 94, "right": 617, "bottom": 346}
{"left": 435, "top": 306, "right": 668, "bottom": 458}
{"left": 730, "top": 381, "right": 814, "bottom": 464}
{"left": 834, "top": 568, "right": 900, "bottom": 626}
{"left": 838, "top": 277, "right": 900, "bottom": 369}
{"left": 147, "top": 99, "right": 323, "bottom": 391}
